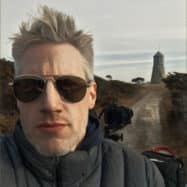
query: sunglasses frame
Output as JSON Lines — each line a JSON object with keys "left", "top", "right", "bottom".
{"left": 9, "top": 74, "right": 92, "bottom": 103}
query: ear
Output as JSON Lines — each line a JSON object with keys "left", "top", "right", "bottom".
{"left": 88, "top": 81, "right": 97, "bottom": 109}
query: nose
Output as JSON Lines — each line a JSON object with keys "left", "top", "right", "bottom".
{"left": 40, "top": 81, "right": 63, "bottom": 114}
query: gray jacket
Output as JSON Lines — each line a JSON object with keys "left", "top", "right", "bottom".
{"left": 0, "top": 118, "right": 165, "bottom": 187}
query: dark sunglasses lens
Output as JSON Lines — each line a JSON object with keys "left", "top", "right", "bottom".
{"left": 14, "top": 78, "right": 44, "bottom": 102}
{"left": 56, "top": 76, "right": 88, "bottom": 102}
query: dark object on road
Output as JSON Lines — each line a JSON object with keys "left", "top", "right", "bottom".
{"left": 98, "top": 103, "right": 133, "bottom": 142}
{"left": 143, "top": 146, "right": 186, "bottom": 187}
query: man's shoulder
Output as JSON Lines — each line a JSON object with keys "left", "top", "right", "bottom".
{"left": 101, "top": 138, "right": 159, "bottom": 170}
{"left": 101, "top": 138, "right": 142, "bottom": 158}
{"left": 0, "top": 133, "right": 14, "bottom": 144}
{"left": 101, "top": 138, "right": 147, "bottom": 169}
{"left": 0, "top": 133, "right": 16, "bottom": 156}
{"left": 101, "top": 139, "right": 165, "bottom": 186}
{"left": 0, "top": 133, "right": 7, "bottom": 146}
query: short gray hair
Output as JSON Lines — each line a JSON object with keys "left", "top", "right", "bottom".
{"left": 12, "top": 6, "right": 94, "bottom": 80}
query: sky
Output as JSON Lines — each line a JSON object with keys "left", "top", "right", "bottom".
{"left": 0, "top": 0, "right": 186, "bottom": 82}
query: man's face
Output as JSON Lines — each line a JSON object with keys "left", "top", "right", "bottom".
{"left": 16, "top": 43, "right": 97, "bottom": 156}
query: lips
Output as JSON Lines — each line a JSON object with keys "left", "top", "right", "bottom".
{"left": 37, "top": 122, "right": 68, "bottom": 132}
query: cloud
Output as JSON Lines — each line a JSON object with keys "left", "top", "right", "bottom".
{"left": 1, "top": 0, "right": 186, "bottom": 60}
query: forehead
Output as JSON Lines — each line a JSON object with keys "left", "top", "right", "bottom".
{"left": 17, "top": 43, "right": 86, "bottom": 78}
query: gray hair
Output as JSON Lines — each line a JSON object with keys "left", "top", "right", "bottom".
{"left": 12, "top": 6, "right": 94, "bottom": 80}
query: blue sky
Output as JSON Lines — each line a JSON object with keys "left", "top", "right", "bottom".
{"left": 0, "top": 0, "right": 186, "bottom": 82}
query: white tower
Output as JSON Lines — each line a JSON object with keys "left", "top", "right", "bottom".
{"left": 151, "top": 51, "right": 166, "bottom": 83}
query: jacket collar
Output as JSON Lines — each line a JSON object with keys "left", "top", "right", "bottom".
{"left": 13, "top": 116, "right": 103, "bottom": 184}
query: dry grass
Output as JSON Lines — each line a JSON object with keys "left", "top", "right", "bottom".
{"left": 0, "top": 113, "right": 17, "bottom": 133}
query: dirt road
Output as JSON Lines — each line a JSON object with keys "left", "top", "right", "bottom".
{"left": 119, "top": 86, "right": 186, "bottom": 153}
{"left": 117, "top": 86, "right": 187, "bottom": 182}
{"left": 119, "top": 90, "right": 164, "bottom": 151}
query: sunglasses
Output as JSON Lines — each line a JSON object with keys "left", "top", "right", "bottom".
{"left": 10, "top": 75, "right": 92, "bottom": 103}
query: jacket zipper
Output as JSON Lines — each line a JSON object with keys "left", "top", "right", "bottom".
{"left": 54, "top": 157, "right": 62, "bottom": 187}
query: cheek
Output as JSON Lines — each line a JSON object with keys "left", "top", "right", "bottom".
{"left": 69, "top": 99, "right": 89, "bottom": 127}
{"left": 17, "top": 102, "right": 39, "bottom": 125}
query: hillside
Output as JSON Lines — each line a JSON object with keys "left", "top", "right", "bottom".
{"left": 162, "top": 72, "right": 187, "bottom": 124}
{"left": 95, "top": 75, "right": 146, "bottom": 108}
{"left": 0, "top": 59, "right": 16, "bottom": 113}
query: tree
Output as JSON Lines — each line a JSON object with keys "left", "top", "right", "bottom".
{"left": 131, "top": 77, "right": 144, "bottom": 84}
{"left": 106, "top": 74, "right": 112, "bottom": 81}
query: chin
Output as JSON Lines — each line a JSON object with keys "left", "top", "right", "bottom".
{"left": 37, "top": 146, "right": 73, "bottom": 156}
{"left": 33, "top": 135, "right": 83, "bottom": 157}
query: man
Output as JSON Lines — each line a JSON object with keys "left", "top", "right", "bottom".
{"left": 0, "top": 6, "right": 165, "bottom": 187}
